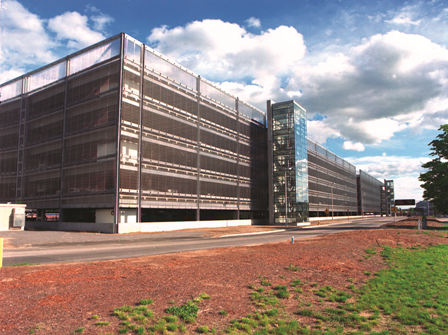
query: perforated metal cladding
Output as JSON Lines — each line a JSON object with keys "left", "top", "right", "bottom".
{"left": 200, "top": 155, "right": 237, "bottom": 175}
{"left": 62, "top": 161, "right": 115, "bottom": 194}
{"left": 143, "top": 110, "right": 197, "bottom": 142}
{"left": 122, "top": 102, "right": 140, "bottom": 124}
{"left": 65, "top": 93, "right": 118, "bottom": 134}
{"left": 141, "top": 173, "right": 197, "bottom": 195}
{"left": 142, "top": 141, "right": 197, "bottom": 168}
{"left": 200, "top": 103, "right": 237, "bottom": 131}
{"left": 0, "top": 44, "right": 268, "bottom": 212}
{"left": 0, "top": 125, "right": 19, "bottom": 150}
{"left": 67, "top": 61, "right": 120, "bottom": 105}
{"left": 27, "top": 83, "right": 65, "bottom": 118}
{"left": 120, "top": 169, "right": 139, "bottom": 190}
{"left": 25, "top": 141, "right": 62, "bottom": 170}
{"left": 64, "top": 128, "right": 116, "bottom": 164}
{"left": 359, "top": 171, "right": 382, "bottom": 214}
{"left": 26, "top": 112, "right": 63, "bottom": 144}
{"left": 200, "top": 129, "right": 237, "bottom": 153}
{"left": 0, "top": 99, "right": 20, "bottom": 127}
{"left": 0, "top": 175, "right": 16, "bottom": 202}
{"left": 123, "top": 69, "right": 141, "bottom": 93}
{"left": 58, "top": 60, "right": 119, "bottom": 208}
{"left": 0, "top": 151, "right": 18, "bottom": 174}
{"left": 139, "top": 75, "right": 200, "bottom": 203}
{"left": 24, "top": 170, "right": 61, "bottom": 198}
{"left": 307, "top": 148, "right": 358, "bottom": 213}
{"left": 144, "top": 79, "right": 198, "bottom": 116}
{"left": 201, "top": 181, "right": 237, "bottom": 197}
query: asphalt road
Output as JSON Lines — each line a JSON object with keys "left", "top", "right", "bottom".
{"left": 2, "top": 217, "right": 399, "bottom": 266}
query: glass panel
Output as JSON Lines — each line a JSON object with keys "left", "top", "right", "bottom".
{"left": 69, "top": 38, "right": 120, "bottom": 75}
{"left": 316, "top": 143, "right": 327, "bottom": 157}
{"left": 125, "top": 37, "right": 141, "bottom": 64}
{"left": 239, "top": 102, "right": 265, "bottom": 125}
{"left": 294, "top": 103, "right": 309, "bottom": 213}
{"left": 200, "top": 80, "right": 235, "bottom": 109}
{"left": 0, "top": 80, "right": 22, "bottom": 101}
{"left": 29, "top": 62, "right": 66, "bottom": 91}
{"left": 145, "top": 49, "right": 197, "bottom": 90}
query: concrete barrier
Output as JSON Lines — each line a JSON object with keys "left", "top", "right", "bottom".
{"left": 0, "top": 237, "right": 3, "bottom": 268}
{"left": 119, "top": 219, "right": 268, "bottom": 234}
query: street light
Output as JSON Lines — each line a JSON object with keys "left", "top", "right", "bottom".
{"left": 284, "top": 166, "right": 293, "bottom": 228}
{"left": 361, "top": 192, "right": 364, "bottom": 217}
{"left": 330, "top": 183, "right": 335, "bottom": 221}
{"left": 331, "top": 185, "right": 334, "bottom": 221}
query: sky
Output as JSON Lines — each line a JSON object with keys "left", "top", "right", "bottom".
{"left": 1, "top": 0, "right": 448, "bottom": 203}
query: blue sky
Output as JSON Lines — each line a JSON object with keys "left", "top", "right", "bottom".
{"left": 2, "top": 0, "right": 448, "bottom": 202}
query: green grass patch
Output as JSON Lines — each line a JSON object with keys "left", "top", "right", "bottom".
{"left": 139, "top": 298, "right": 153, "bottom": 305}
{"left": 12, "top": 262, "right": 39, "bottom": 266}
{"left": 356, "top": 244, "right": 448, "bottom": 333}
{"left": 260, "top": 278, "right": 271, "bottom": 286}
{"left": 166, "top": 300, "right": 199, "bottom": 320}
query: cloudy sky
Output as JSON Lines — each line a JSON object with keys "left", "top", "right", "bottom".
{"left": 1, "top": 0, "right": 448, "bottom": 202}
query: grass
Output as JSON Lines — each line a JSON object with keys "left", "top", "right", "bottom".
{"left": 139, "top": 299, "right": 153, "bottom": 305}
{"left": 12, "top": 262, "right": 39, "bottom": 266}
{"left": 166, "top": 300, "right": 199, "bottom": 320}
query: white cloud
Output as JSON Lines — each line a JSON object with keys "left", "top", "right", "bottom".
{"left": 288, "top": 30, "right": 448, "bottom": 145}
{"left": 342, "top": 141, "right": 365, "bottom": 151}
{"left": 0, "top": 0, "right": 56, "bottom": 82}
{"left": 48, "top": 11, "right": 106, "bottom": 49}
{"left": 348, "top": 155, "right": 429, "bottom": 178}
{"left": 147, "top": 20, "right": 306, "bottom": 96}
{"left": 0, "top": 1, "right": 113, "bottom": 83}
{"left": 386, "top": 14, "right": 421, "bottom": 26}
{"left": 307, "top": 120, "right": 340, "bottom": 144}
{"left": 91, "top": 14, "right": 114, "bottom": 32}
{"left": 86, "top": 5, "right": 114, "bottom": 32}
{"left": 246, "top": 17, "right": 261, "bottom": 28}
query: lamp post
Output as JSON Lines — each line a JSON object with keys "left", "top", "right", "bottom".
{"left": 331, "top": 185, "right": 334, "bottom": 221}
{"left": 330, "top": 183, "right": 335, "bottom": 221}
{"left": 362, "top": 192, "right": 365, "bottom": 217}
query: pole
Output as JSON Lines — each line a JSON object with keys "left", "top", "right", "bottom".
{"left": 362, "top": 192, "right": 364, "bottom": 217}
{"left": 331, "top": 185, "right": 334, "bottom": 221}
{"left": 285, "top": 169, "right": 288, "bottom": 228}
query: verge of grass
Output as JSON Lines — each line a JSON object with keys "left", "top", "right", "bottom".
{"left": 12, "top": 262, "right": 40, "bottom": 266}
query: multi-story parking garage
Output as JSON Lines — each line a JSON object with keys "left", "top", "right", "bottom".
{"left": 0, "top": 33, "right": 390, "bottom": 232}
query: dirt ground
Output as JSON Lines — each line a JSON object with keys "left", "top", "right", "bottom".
{"left": 1, "top": 226, "right": 447, "bottom": 335}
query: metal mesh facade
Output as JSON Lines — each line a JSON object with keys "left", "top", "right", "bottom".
{"left": 0, "top": 33, "right": 267, "bottom": 226}
{"left": 307, "top": 139, "right": 358, "bottom": 216}
{"left": 120, "top": 36, "right": 267, "bottom": 219}
{"left": 357, "top": 170, "right": 383, "bottom": 214}
{"left": 0, "top": 37, "right": 121, "bottom": 214}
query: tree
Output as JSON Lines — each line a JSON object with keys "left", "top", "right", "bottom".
{"left": 419, "top": 124, "right": 448, "bottom": 214}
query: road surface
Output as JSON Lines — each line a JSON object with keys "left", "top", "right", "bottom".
{"left": 3, "top": 217, "right": 399, "bottom": 266}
